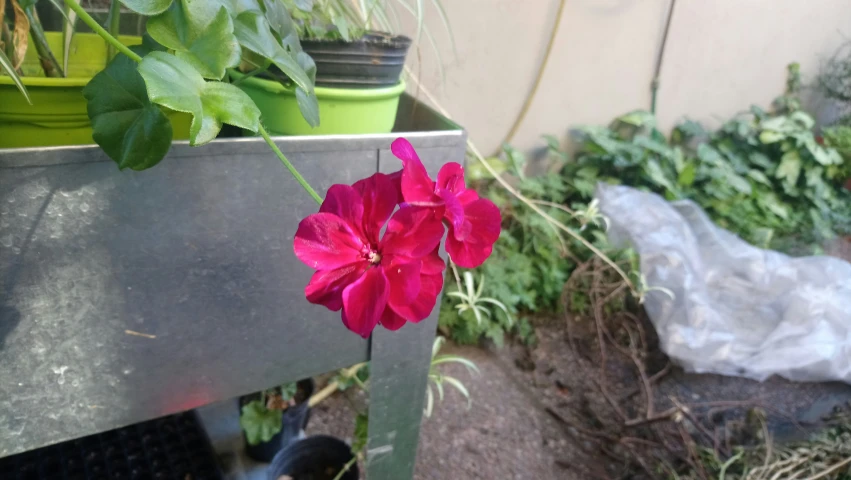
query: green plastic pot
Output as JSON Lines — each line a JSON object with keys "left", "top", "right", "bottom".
{"left": 231, "top": 70, "right": 405, "bottom": 136}
{"left": 0, "top": 32, "right": 190, "bottom": 149}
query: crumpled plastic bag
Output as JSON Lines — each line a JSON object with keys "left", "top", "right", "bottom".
{"left": 596, "top": 183, "right": 851, "bottom": 384}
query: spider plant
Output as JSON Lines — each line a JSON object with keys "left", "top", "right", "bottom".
{"left": 446, "top": 271, "right": 513, "bottom": 327}
{"left": 424, "top": 335, "right": 479, "bottom": 418}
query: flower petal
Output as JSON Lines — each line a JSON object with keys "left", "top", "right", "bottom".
{"left": 352, "top": 173, "right": 398, "bottom": 245}
{"left": 446, "top": 236, "right": 494, "bottom": 269}
{"left": 437, "top": 189, "right": 471, "bottom": 241}
{"left": 304, "top": 262, "right": 369, "bottom": 311}
{"left": 420, "top": 247, "right": 446, "bottom": 276}
{"left": 390, "top": 270, "right": 444, "bottom": 322}
{"left": 381, "top": 206, "right": 445, "bottom": 259}
{"left": 384, "top": 260, "right": 422, "bottom": 320}
{"left": 445, "top": 198, "right": 502, "bottom": 268}
{"left": 319, "top": 185, "right": 364, "bottom": 233}
{"left": 294, "top": 213, "right": 367, "bottom": 270}
{"left": 464, "top": 197, "right": 502, "bottom": 246}
{"left": 436, "top": 162, "right": 466, "bottom": 194}
{"left": 392, "top": 137, "right": 439, "bottom": 205}
{"left": 379, "top": 308, "right": 407, "bottom": 331}
{"left": 341, "top": 267, "right": 389, "bottom": 338}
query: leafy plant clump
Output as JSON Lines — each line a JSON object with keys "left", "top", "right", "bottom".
{"left": 240, "top": 382, "right": 300, "bottom": 445}
{"left": 440, "top": 66, "right": 851, "bottom": 346}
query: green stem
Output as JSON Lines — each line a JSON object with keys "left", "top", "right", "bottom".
{"left": 106, "top": 0, "right": 121, "bottom": 61}
{"left": 64, "top": 0, "right": 140, "bottom": 63}
{"left": 331, "top": 454, "right": 358, "bottom": 480}
{"left": 259, "top": 125, "right": 322, "bottom": 205}
{"left": 25, "top": 7, "right": 65, "bottom": 77}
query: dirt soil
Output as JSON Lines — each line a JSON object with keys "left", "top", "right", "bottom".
{"left": 307, "top": 343, "right": 587, "bottom": 480}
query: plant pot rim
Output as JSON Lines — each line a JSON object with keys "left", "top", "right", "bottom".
{"left": 0, "top": 32, "right": 143, "bottom": 87}
{"left": 0, "top": 76, "right": 92, "bottom": 87}
{"left": 300, "top": 31, "right": 412, "bottom": 47}
{"left": 230, "top": 70, "right": 406, "bottom": 99}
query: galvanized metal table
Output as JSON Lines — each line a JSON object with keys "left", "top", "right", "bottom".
{"left": 0, "top": 96, "right": 466, "bottom": 479}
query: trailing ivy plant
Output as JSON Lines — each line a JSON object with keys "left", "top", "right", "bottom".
{"left": 59, "top": 0, "right": 320, "bottom": 174}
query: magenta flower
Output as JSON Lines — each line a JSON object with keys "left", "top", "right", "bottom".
{"left": 391, "top": 138, "right": 501, "bottom": 268}
{"left": 293, "top": 172, "right": 445, "bottom": 338}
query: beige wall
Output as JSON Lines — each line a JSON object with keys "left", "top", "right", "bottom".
{"left": 398, "top": 0, "right": 851, "bottom": 154}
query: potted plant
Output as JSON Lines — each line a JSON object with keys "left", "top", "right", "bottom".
{"left": 239, "top": 378, "right": 315, "bottom": 463}
{"left": 232, "top": 0, "right": 431, "bottom": 136}
{"left": 268, "top": 434, "right": 359, "bottom": 480}
{"left": 0, "top": 1, "right": 191, "bottom": 148}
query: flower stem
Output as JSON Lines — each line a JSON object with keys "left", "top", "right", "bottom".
{"left": 332, "top": 455, "right": 358, "bottom": 480}
{"left": 64, "top": 0, "right": 141, "bottom": 63}
{"left": 259, "top": 125, "right": 322, "bottom": 205}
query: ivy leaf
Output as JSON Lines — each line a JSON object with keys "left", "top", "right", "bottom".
{"left": 233, "top": 11, "right": 312, "bottom": 92}
{"left": 120, "top": 0, "right": 173, "bottom": 15}
{"left": 776, "top": 150, "right": 802, "bottom": 187}
{"left": 294, "top": 51, "right": 319, "bottom": 127}
{"left": 677, "top": 161, "right": 697, "bottom": 187}
{"left": 239, "top": 400, "right": 282, "bottom": 445}
{"left": 147, "top": 3, "right": 241, "bottom": 80}
{"left": 83, "top": 53, "right": 173, "bottom": 171}
{"left": 262, "top": 0, "right": 300, "bottom": 50}
{"left": 138, "top": 52, "right": 261, "bottom": 145}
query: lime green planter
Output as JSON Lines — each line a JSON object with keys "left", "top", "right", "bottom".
{"left": 231, "top": 70, "right": 405, "bottom": 136}
{"left": 0, "top": 32, "right": 190, "bottom": 149}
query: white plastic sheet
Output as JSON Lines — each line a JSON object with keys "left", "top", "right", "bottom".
{"left": 596, "top": 184, "right": 851, "bottom": 383}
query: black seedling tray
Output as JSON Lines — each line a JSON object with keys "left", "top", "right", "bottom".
{"left": 0, "top": 411, "right": 223, "bottom": 480}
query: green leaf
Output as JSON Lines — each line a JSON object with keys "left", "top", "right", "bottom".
{"left": 643, "top": 158, "right": 677, "bottom": 193}
{"left": 747, "top": 169, "right": 771, "bottom": 185}
{"left": 0, "top": 49, "right": 31, "bottom": 104}
{"left": 120, "top": 0, "right": 173, "bottom": 15}
{"left": 83, "top": 54, "right": 173, "bottom": 171}
{"left": 677, "top": 161, "right": 697, "bottom": 187}
{"left": 759, "top": 129, "right": 785, "bottom": 144}
{"left": 262, "top": 0, "right": 300, "bottom": 50}
{"left": 617, "top": 110, "right": 655, "bottom": 128}
{"left": 294, "top": 51, "right": 319, "bottom": 127}
{"left": 233, "top": 11, "right": 312, "bottom": 92}
{"left": 239, "top": 400, "right": 282, "bottom": 445}
{"left": 147, "top": 3, "right": 241, "bottom": 80}
{"left": 138, "top": 52, "right": 261, "bottom": 145}
{"left": 294, "top": 0, "right": 313, "bottom": 11}
{"left": 776, "top": 150, "right": 802, "bottom": 187}
{"left": 352, "top": 413, "right": 368, "bottom": 452}
{"left": 280, "top": 382, "right": 297, "bottom": 401}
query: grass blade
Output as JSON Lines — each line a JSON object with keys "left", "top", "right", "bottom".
{"left": 62, "top": 0, "right": 80, "bottom": 74}
{"left": 434, "top": 378, "right": 444, "bottom": 401}
{"left": 0, "top": 48, "right": 31, "bottom": 104}
{"left": 431, "top": 335, "right": 445, "bottom": 358}
{"left": 424, "top": 384, "right": 434, "bottom": 417}
{"left": 414, "top": 0, "right": 423, "bottom": 43}
{"left": 443, "top": 376, "right": 471, "bottom": 407}
{"left": 429, "top": 0, "right": 455, "bottom": 57}
{"left": 432, "top": 355, "right": 480, "bottom": 373}
{"left": 22, "top": 4, "right": 64, "bottom": 77}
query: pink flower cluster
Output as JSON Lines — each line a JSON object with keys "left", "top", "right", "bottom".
{"left": 293, "top": 138, "right": 502, "bottom": 337}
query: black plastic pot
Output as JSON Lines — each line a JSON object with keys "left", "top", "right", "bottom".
{"left": 267, "top": 435, "right": 358, "bottom": 480}
{"left": 239, "top": 378, "right": 315, "bottom": 463}
{"left": 299, "top": 32, "right": 412, "bottom": 88}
